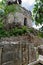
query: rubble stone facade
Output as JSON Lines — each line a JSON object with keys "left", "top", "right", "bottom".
{"left": 0, "top": 35, "right": 43, "bottom": 65}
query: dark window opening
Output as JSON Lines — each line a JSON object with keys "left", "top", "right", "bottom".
{"left": 24, "top": 18, "right": 27, "bottom": 26}
{"left": 8, "top": 1, "right": 12, "bottom": 5}
{"left": 18, "top": 0, "right": 22, "bottom": 4}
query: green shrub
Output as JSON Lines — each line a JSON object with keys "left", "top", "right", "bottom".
{"left": 0, "top": 26, "right": 28, "bottom": 38}
{"left": 22, "top": 26, "right": 27, "bottom": 33}
{"left": 28, "top": 28, "right": 33, "bottom": 33}
{"left": 4, "top": 4, "right": 21, "bottom": 15}
{"left": 0, "top": 10, "right": 4, "bottom": 17}
{"left": 38, "top": 32, "right": 43, "bottom": 38}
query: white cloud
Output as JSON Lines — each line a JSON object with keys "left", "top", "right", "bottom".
{"left": 33, "top": 24, "right": 42, "bottom": 30}
{"left": 22, "top": 0, "right": 35, "bottom": 11}
{"left": 22, "top": 0, "right": 35, "bottom": 6}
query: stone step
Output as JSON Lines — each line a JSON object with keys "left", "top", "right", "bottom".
{"left": 38, "top": 55, "right": 43, "bottom": 64}
{"left": 28, "top": 60, "right": 39, "bottom": 65}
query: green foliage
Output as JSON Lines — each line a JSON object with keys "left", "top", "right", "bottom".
{"left": 0, "top": 0, "right": 21, "bottom": 22}
{"left": 28, "top": 28, "right": 33, "bottom": 33}
{"left": 38, "top": 31, "right": 43, "bottom": 38}
{"left": 33, "top": 0, "right": 43, "bottom": 38}
{"left": 0, "top": 9, "right": 5, "bottom": 22}
{"left": 0, "top": 9, "right": 4, "bottom": 16}
{"left": 0, "top": 28, "right": 6, "bottom": 37}
{"left": 0, "top": 4, "right": 21, "bottom": 16}
{"left": 39, "top": 26, "right": 43, "bottom": 31}
{"left": 4, "top": 4, "right": 21, "bottom": 15}
{"left": 0, "top": 22, "right": 4, "bottom": 28}
{"left": 0, "top": 0, "right": 43, "bottom": 38}
{"left": 0, "top": 0, "right": 27, "bottom": 38}
{"left": 38, "top": 26, "right": 43, "bottom": 38}
{"left": 0, "top": 24, "right": 43, "bottom": 38}
{"left": 0, "top": 26, "right": 27, "bottom": 38}
{"left": 0, "top": 0, "right": 6, "bottom": 9}
{"left": 33, "top": 0, "right": 43, "bottom": 25}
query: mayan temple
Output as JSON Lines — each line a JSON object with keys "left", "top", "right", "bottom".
{"left": 0, "top": 0, "right": 43, "bottom": 65}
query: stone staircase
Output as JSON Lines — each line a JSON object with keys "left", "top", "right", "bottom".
{"left": 28, "top": 55, "right": 43, "bottom": 65}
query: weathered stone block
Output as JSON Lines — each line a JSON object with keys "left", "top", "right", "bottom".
{"left": 29, "top": 44, "right": 36, "bottom": 63}
{"left": 38, "top": 45, "right": 43, "bottom": 55}
{"left": 0, "top": 41, "right": 37, "bottom": 65}
{"left": 2, "top": 52, "right": 14, "bottom": 63}
{"left": 0, "top": 47, "right": 2, "bottom": 65}
{"left": 2, "top": 61, "right": 14, "bottom": 65}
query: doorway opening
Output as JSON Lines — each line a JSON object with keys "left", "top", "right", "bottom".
{"left": 24, "top": 18, "right": 27, "bottom": 26}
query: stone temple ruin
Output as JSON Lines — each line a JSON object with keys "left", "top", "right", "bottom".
{"left": 3, "top": 0, "right": 32, "bottom": 30}
{"left": 3, "top": 7, "right": 32, "bottom": 30}
{"left": 0, "top": 38, "right": 37, "bottom": 65}
{"left": 0, "top": 0, "right": 43, "bottom": 65}
{"left": 0, "top": 35, "right": 43, "bottom": 65}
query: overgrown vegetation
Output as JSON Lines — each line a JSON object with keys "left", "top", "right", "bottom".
{"left": 38, "top": 31, "right": 43, "bottom": 38}
{"left": 33, "top": 0, "right": 43, "bottom": 38}
{"left": 0, "top": 0, "right": 43, "bottom": 38}
{"left": 0, "top": 26, "right": 27, "bottom": 38}
{"left": 0, "top": 4, "right": 21, "bottom": 22}
{"left": 0, "top": 0, "right": 21, "bottom": 22}
{"left": 33, "top": 0, "right": 43, "bottom": 25}
{"left": 0, "top": 23, "right": 43, "bottom": 38}
{"left": 4, "top": 4, "right": 21, "bottom": 15}
{"left": 0, "top": 0, "right": 31, "bottom": 38}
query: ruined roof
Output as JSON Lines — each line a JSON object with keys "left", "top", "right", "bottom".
{"left": 22, "top": 7, "right": 32, "bottom": 16}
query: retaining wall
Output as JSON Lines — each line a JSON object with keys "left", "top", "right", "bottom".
{"left": 0, "top": 41, "right": 37, "bottom": 65}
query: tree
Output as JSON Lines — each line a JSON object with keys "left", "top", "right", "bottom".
{"left": 33, "top": 0, "right": 43, "bottom": 25}
{"left": 39, "top": 26, "right": 43, "bottom": 31}
{"left": 0, "top": 0, "right": 6, "bottom": 9}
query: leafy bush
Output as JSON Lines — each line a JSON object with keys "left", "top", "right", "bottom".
{"left": 4, "top": 4, "right": 21, "bottom": 15}
{"left": 28, "top": 28, "right": 33, "bottom": 33}
{"left": 38, "top": 31, "right": 43, "bottom": 38}
{"left": 0, "top": 25, "right": 43, "bottom": 38}
{"left": 0, "top": 26, "right": 27, "bottom": 38}
{"left": 0, "top": 9, "right": 4, "bottom": 17}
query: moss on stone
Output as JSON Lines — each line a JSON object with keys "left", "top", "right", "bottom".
{"left": 4, "top": 4, "right": 21, "bottom": 15}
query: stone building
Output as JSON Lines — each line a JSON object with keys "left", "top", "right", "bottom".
{"left": 0, "top": 0, "right": 43, "bottom": 65}
{"left": 0, "top": 34, "right": 43, "bottom": 65}
{"left": 3, "top": 7, "right": 32, "bottom": 28}
{"left": 3, "top": 0, "right": 32, "bottom": 29}
{"left": 0, "top": 40, "right": 36, "bottom": 65}
{"left": 14, "top": 9, "right": 32, "bottom": 27}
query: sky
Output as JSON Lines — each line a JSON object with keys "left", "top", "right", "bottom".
{"left": 0, "top": 0, "right": 42, "bottom": 29}
{"left": 22, "top": 0, "right": 35, "bottom": 11}
{"left": 22, "top": 0, "right": 42, "bottom": 29}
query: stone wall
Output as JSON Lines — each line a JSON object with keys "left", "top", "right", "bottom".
{"left": 0, "top": 47, "right": 2, "bottom": 65}
{"left": 3, "top": 5, "right": 32, "bottom": 29}
{"left": 0, "top": 35, "right": 43, "bottom": 65}
{"left": 1, "top": 34, "right": 43, "bottom": 46}
{"left": 0, "top": 41, "right": 37, "bottom": 65}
